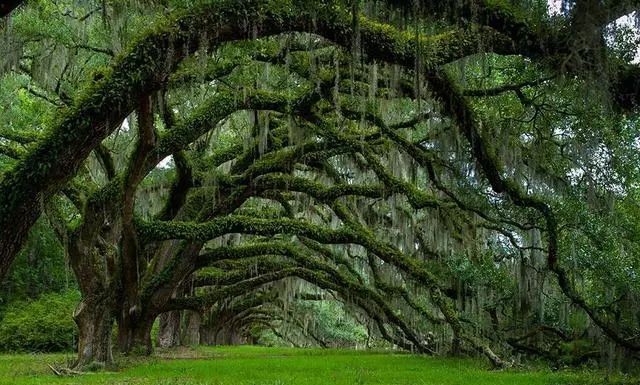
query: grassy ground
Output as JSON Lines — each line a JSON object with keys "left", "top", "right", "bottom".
{"left": 0, "top": 346, "right": 636, "bottom": 385}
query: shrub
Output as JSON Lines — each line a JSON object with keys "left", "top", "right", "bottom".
{"left": 0, "top": 291, "right": 80, "bottom": 352}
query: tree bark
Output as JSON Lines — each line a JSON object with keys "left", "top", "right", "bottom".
{"left": 182, "top": 311, "right": 202, "bottom": 346}
{"left": 117, "top": 314, "right": 154, "bottom": 355}
{"left": 157, "top": 311, "right": 182, "bottom": 348}
{"left": 73, "top": 297, "right": 114, "bottom": 370}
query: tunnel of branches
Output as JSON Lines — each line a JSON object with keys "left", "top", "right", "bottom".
{"left": 1, "top": 0, "right": 640, "bottom": 371}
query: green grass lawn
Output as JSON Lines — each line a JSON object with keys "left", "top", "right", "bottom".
{"left": 0, "top": 346, "right": 636, "bottom": 385}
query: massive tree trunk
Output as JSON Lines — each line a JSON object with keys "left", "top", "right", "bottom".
{"left": 182, "top": 311, "right": 202, "bottom": 346}
{"left": 157, "top": 311, "right": 182, "bottom": 348}
{"left": 73, "top": 297, "right": 114, "bottom": 370}
{"left": 117, "top": 312, "right": 155, "bottom": 355}
{"left": 68, "top": 233, "right": 118, "bottom": 369}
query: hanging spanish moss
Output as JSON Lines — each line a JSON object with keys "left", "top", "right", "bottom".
{"left": 0, "top": 0, "right": 639, "bottom": 378}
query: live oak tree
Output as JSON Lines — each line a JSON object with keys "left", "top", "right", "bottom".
{"left": 1, "top": 0, "right": 640, "bottom": 370}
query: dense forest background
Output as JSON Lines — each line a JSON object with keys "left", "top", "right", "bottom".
{"left": 0, "top": 0, "right": 640, "bottom": 375}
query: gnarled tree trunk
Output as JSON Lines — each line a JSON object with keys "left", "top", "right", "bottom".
{"left": 73, "top": 296, "right": 114, "bottom": 370}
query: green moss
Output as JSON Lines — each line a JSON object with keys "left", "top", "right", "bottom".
{"left": 136, "top": 216, "right": 354, "bottom": 244}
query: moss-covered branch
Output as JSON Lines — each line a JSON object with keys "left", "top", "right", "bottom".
{"left": 136, "top": 215, "right": 355, "bottom": 244}
{"left": 0, "top": 0, "right": 517, "bottom": 280}
{"left": 0, "top": 129, "right": 43, "bottom": 144}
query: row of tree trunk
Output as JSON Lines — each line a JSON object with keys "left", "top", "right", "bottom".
{"left": 73, "top": 294, "right": 253, "bottom": 368}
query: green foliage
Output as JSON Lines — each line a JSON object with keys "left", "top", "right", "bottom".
{"left": 0, "top": 218, "right": 71, "bottom": 306}
{"left": 0, "top": 291, "right": 80, "bottom": 353}
{"left": 261, "top": 300, "right": 368, "bottom": 348}
{"left": 444, "top": 251, "right": 514, "bottom": 295}
{"left": 306, "top": 301, "right": 368, "bottom": 346}
{"left": 557, "top": 339, "right": 598, "bottom": 366}
{"left": 607, "top": 25, "right": 640, "bottom": 64}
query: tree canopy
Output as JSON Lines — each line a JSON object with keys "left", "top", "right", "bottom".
{"left": 1, "top": 0, "right": 640, "bottom": 370}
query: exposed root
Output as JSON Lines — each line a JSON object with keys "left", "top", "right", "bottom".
{"left": 48, "top": 364, "right": 83, "bottom": 377}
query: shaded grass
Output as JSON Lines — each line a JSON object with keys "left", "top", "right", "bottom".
{"left": 0, "top": 346, "right": 637, "bottom": 385}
